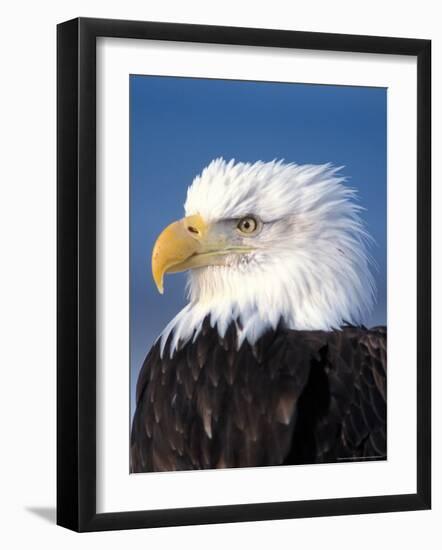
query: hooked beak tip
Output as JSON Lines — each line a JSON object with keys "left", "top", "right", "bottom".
{"left": 153, "top": 274, "right": 164, "bottom": 294}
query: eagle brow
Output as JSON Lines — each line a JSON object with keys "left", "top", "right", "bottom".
{"left": 227, "top": 216, "right": 283, "bottom": 225}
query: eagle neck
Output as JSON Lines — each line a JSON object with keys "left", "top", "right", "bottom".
{"left": 158, "top": 298, "right": 279, "bottom": 359}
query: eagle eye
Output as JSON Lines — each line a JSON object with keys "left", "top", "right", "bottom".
{"left": 237, "top": 216, "right": 258, "bottom": 235}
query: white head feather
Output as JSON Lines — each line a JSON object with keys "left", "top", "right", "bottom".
{"left": 160, "top": 158, "right": 375, "bottom": 357}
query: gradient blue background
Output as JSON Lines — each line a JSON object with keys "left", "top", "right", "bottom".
{"left": 130, "top": 75, "right": 387, "bottom": 419}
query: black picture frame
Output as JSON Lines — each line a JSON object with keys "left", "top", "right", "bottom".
{"left": 57, "top": 17, "right": 431, "bottom": 532}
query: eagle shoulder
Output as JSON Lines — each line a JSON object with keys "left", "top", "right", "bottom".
{"left": 130, "top": 322, "right": 386, "bottom": 472}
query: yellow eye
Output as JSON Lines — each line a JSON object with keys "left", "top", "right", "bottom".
{"left": 237, "top": 216, "right": 258, "bottom": 234}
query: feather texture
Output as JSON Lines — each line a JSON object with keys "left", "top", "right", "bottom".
{"left": 131, "top": 321, "right": 386, "bottom": 472}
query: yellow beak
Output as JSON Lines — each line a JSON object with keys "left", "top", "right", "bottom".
{"left": 152, "top": 214, "right": 210, "bottom": 294}
{"left": 152, "top": 214, "right": 256, "bottom": 293}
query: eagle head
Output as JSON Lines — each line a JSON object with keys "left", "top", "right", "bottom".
{"left": 152, "top": 158, "right": 375, "bottom": 356}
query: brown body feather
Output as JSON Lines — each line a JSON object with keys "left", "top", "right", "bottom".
{"left": 130, "top": 319, "right": 386, "bottom": 472}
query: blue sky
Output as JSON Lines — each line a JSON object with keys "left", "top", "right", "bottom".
{"left": 130, "top": 75, "right": 387, "bottom": 418}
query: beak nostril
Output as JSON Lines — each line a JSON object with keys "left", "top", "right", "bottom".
{"left": 187, "top": 226, "right": 199, "bottom": 235}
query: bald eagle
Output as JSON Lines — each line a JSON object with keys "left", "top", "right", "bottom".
{"left": 130, "top": 159, "right": 386, "bottom": 472}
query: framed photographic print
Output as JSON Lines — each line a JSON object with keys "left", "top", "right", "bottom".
{"left": 57, "top": 17, "right": 431, "bottom": 532}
